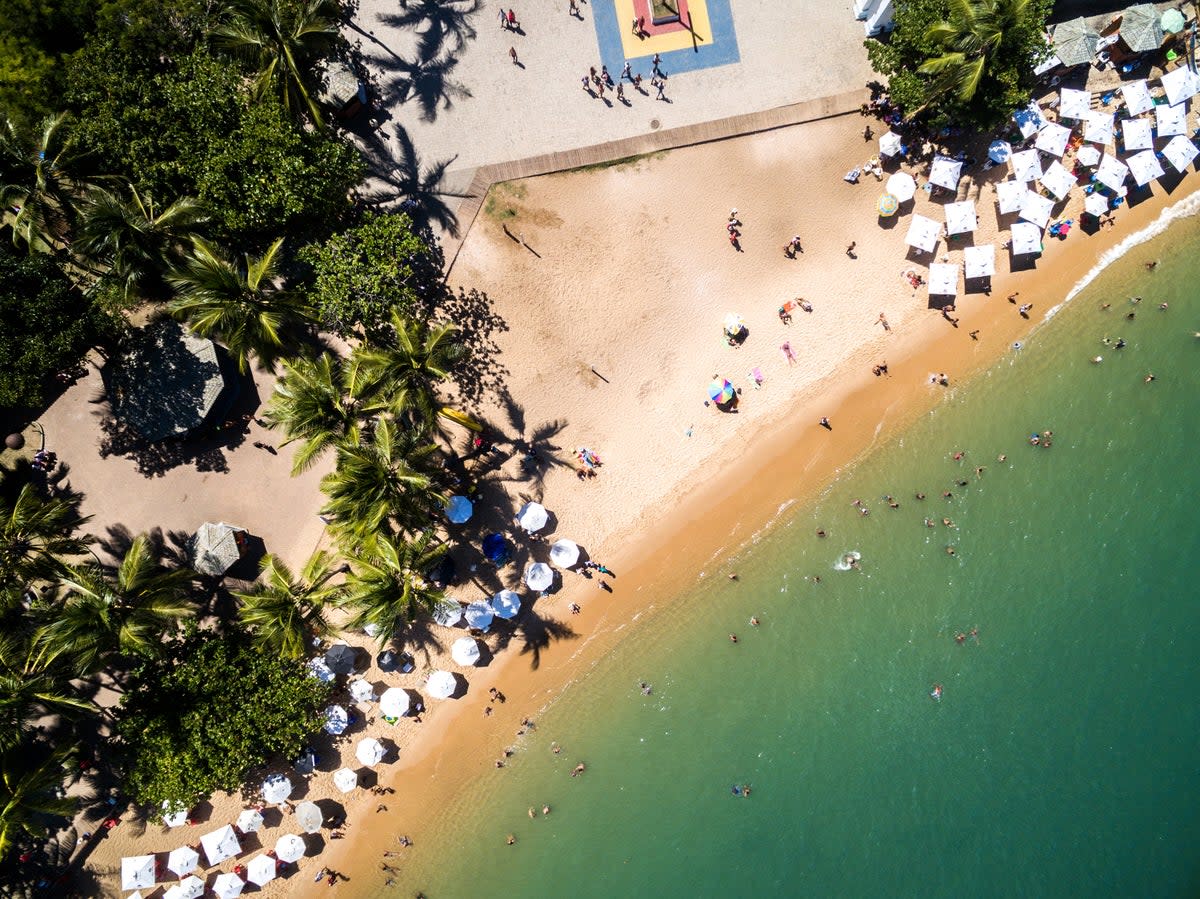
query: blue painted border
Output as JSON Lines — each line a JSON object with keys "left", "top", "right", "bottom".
{"left": 591, "top": 0, "right": 740, "bottom": 77}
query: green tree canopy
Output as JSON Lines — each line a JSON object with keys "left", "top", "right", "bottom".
{"left": 0, "top": 740, "right": 76, "bottom": 861}
{"left": 115, "top": 628, "right": 329, "bottom": 811}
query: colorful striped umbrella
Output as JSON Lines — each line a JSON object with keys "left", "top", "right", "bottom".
{"left": 707, "top": 379, "right": 735, "bottom": 404}
{"left": 878, "top": 193, "right": 899, "bottom": 216}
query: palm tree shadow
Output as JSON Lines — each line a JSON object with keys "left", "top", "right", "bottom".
{"left": 432, "top": 285, "right": 509, "bottom": 405}
{"left": 386, "top": 55, "right": 472, "bottom": 124}
{"left": 396, "top": 617, "right": 446, "bottom": 666}
{"left": 355, "top": 124, "right": 471, "bottom": 237}
{"left": 378, "top": 0, "right": 481, "bottom": 62}
{"left": 492, "top": 606, "right": 578, "bottom": 670}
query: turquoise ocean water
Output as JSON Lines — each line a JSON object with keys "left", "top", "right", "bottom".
{"left": 394, "top": 207, "right": 1200, "bottom": 898}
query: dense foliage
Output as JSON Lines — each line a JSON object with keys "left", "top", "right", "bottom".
{"left": 865, "top": 0, "right": 1052, "bottom": 130}
{"left": 116, "top": 629, "right": 329, "bottom": 811}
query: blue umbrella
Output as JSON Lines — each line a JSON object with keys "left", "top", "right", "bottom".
{"left": 988, "top": 140, "right": 1012, "bottom": 164}
{"left": 445, "top": 495, "right": 473, "bottom": 524}
{"left": 481, "top": 533, "right": 509, "bottom": 564}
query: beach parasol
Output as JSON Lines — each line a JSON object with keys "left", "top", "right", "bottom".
{"left": 189, "top": 522, "right": 246, "bottom": 577}
{"left": 1120, "top": 3, "right": 1163, "bottom": 52}
{"left": 1035, "top": 122, "right": 1071, "bottom": 158}
{"left": 323, "top": 643, "right": 357, "bottom": 674}
{"left": 516, "top": 501, "right": 549, "bottom": 533}
{"left": 1127, "top": 149, "right": 1164, "bottom": 186}
{"left": 349, "top": 678, "right": 376, "bottom": 703}
{"left": 1120, "top": 80, "right": 1154, "bottom": 116}
{"left": 1010, "top": 148, "right": 1042, "bottom": 183}
{"left": 323, "top": 704, "right": 349, "bottom": 735}
{"left": 464, "top": 599, "right": 494, "bottom": 631}
{"left": 1162, "top": 8, "right": 1186, "bottom": 33}
{"left": 1039, "top": 161, "right": 1076, "bottom": 201}
{"left": 162, "top": 801, "right": 188, "bottom": 827}
{"left": 212, "top": 873, "right": 246, "bottom": 899}
{"left": 451, "top": 636, "right": 481, "bottom": 666}
{"left": 995, "top": 180, "right": 1030, "bottom": 215}
{"left": 1161, "top": 135, "right": 1199, "bottom": 173}
{"left": 928, "top": 156, "right": 963, "bottom": 191}
{"left": 1075, "top": 145, "right": 1101, "bottom": 167}
{"left": 445, "top": 495, "right": 473, "bottom": 524}
{"left": 333, "top": 767, "right": 358, "bottom": 793}
{"left": 904, "top": 214, "right": 940, "bottom": 254}
{"left": 1010, "top": 222, "right": 1043, "bottom": 256}
{"left": 928, "top": 263, "right": 958, "bottom": 297}
{"left": 885, "top": 172, "right": 916, "bottom": 202}
{"left": 376, "top": 649, "right": 399, "bottom": 672}
{"left": 261, "top": 773, "right": 292, "bottom": 805}
{"left": 1156, "top": 103, "right": 1187, "bottom": 137}
{"left": 356, "top": 737, "right": 386, "bottom": 766}
{"left": 426, "top": 669, "right": 458, "bottom": 699}
{"left": 1051, "top": 17, "right": 1099, "bottom": 67}
{"left": 1095, "top": 154, "right": 1130, "bottom": 191}
{"left": 167, "top": 846, "right": 200, "bottom": 877}
{"left": 878, "top": 131, "right": 903, "bottom": 157}
{"left": 1019, "top": 192, "right": 1055, "bottom": 229}
{"left": 306, "top": 657, "right": 335, "bottom": 683}
{"left": 481, "top": 533, "right": 510, "bottom": 564}
{"left": 1084, "top": 193, "right": 1110, "bottom": 217}
{"left": 379, "top": 687, "right": 410, "bottom": 718}
{"left": 122, "top": 855, "right": 156, "bottom": 891}
{"left": 295, "top": 801, "right": 323, "bottom": 834}
{"left": 722, "top": 313, "right": 745, "bottom": 338}
{"left": 1161, "top": 65, "right": 1200, "bottom": 107}
{"left": 200, "top": 824, "right": 241, "bottom": 866}
{"left": 432, "top": 598, "right": 463, "bottom": 626}
{"left": 987, "top": 140, "right": 1012, "bottom": 164}
{"left": 943, "top": 201, "right": 976, "bottom": 235}
{"left": 274, "top": 834, "right": 306, "bottom": 864}
{"left": 1012, "top": 102, "right": 1046, "bottom": 139}
{"left": 292, "top": 745, "right": 316, "bottom": 775}
{"left": 964, "top": 245, "right": 995, "bottom": 280}
{"left": 1084, "top": 111, "right": 1114, "bottom": 146}
{"left": 491, "top": 589, "right": 521, "bottom": 619}
{"left": 1121, "top": 117, "right": 1153, "bottom": 152}
{"left": 877, "top": 193, "right": 899, "bottom": 217}
{"left": 525, "top": 562, "right": 554, "bottom": 592}
{"left": 235, "top": 808, "right": 264, "bottom": 834}
{"left": 549, "top": 539, "right": 580, "bottom": 568}
{"left": 1058, "top": 87, "right": 1091, "bottom": 120}
{"left": 245, "top": 855, "right": 277, "bottom": 887}
{"left": 165, "top": 876, "right": 205, "bottom": 899}
{"left": 707, "top": 378, "right": 735, "bottom": 404}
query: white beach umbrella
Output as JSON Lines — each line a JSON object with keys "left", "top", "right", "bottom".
{"left": 1122, "top": 117, "right": 1154, "bottom": 151}
{"left": 245, "top": 855, "right": 277, "bottom": 887}
{"left": 1095, "top": 154, "right": 1130, "bottom": 191}
{"left": 1084, "top": 111, "right": 1114, "bottom": 146}
{"left": 164, "top": 876, "right": 204, "bottom": 899}
{"left": 927, "top": 263, "right": 958, "bottom": 297}
{"left": 943, "top": 201, "right": 976, "bottom": 235}
{"left": 1084, "top": 193, "right": 1110, "bottom": 217}
{"left": 1010, "top": 148, "right": 1042, "bottom": 182}
{"left": 356, "top": 737, "right": 386, "bottom": 766}
{"left": 878, "top": 130, "right": 903, "bottom": 157}
{"left": 306, "top": 657, "right": 335, "bottom": 683}
{"left": 1161, "top": 65, "right": 1200, "bottom": 107}
{"left": 1127, "top": 149, "right": 1165, "bottom": 186}
{"left": 904, "top": 214, "right": 940, "bottom": 253}
{"left": 275, "top": 833, "right": 307, "bottom": 864}
{"left": 1012, "top": 102, "right": 1046, "bottom": 139}
{"left": 379, "top": 686, "right": 410, "bottom": 718}
{"left": 1058, "top": 87, "right": 1091, "bottom": 120}
{"left": 445, "top": 494, "right": 473, "bottom": 524}
{"left": 1009, "top": 222, "right": 1043, "bottom": 256}
{"left": 426, "top": 669, "right": 458, "bottom": 700}
{"left": 1156, "top": 102, "right": 1188, "bottom": 137}
{"left": 516, "top": 501, "right": 549, "bottom": 533}
{"left": 928, "top": 156, "right": 963, "bottom": 191}
{"left": 1161, "top": 135, "right": 1199, "bottom": 172}
{"left": 491, "top": 589, "right": 521, "bottom": 620}
{"left": 885, "top": 171, "right": 916, "bottom": 202}
{"left": 1075, "top": 145, "right": 1101, "bottom": 167}
{"left": 1039, "top": 161, "right": 1076, "bottom": 201}
{"left": 212, "top": 872, "right": 246, "bottom": 899}
{"left": 333, "top": 767, "right": 358, "bottom": 793}
{"left": 121, "top": 855, "right": 156, "bottom": 891}
{"left": 432, "top": 599, "right": 463, "bottom": 627}
{"left": 323, "top": 704, "right": 349, "bottom": 735}
{"left": 963, "top": 245, "right": 995, "bottom": 279}
{"left": 987, "top": 140, "right": 1012, "bottom": 163}
{"left": 235, "top": 808, "right": 264, "bottom": 834}
{"left": 464, "top": 599, "right": 494, "bottom": 631}
{"left": 722, "top": 312, "right": 745, "bottom": 336}
{"left": 200, "top": 824, "right": 241, "bottom": 866}
{"left": 1035, "top": 122, "right": 1071, "bottom": 158}
{"left": 451, "top": 636, "right": 481, "bottom": 666}
{"left": 261, "top": 773, "right": 293, "bottom": 805}
{"left": 548, "top": 539, "right": 580, "bottom": 568}
{"left": 1018, "top": 192, "right": 1055, "bottom": 229}
{"left": 295, "top": 801, "right": 323, "bottom": 834}
{"left": 161, "top": 801, "right": 188, "bottom": 828}
{"left": 525, "top": 562, "right": 554, "bottom": 592}
{"left": 995, "top": 180, "right": 1031, "bottom": 215}
{"left": 167, "top": 846, "right": 200, "bottom": 877}
{"left": 1120, "top": 79, "right": 1153, "bottom": 116}
{"left": 349, "top": 678, "right": 376, "bottom": 703}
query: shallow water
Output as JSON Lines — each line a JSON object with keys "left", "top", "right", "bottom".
{"left": 392, "top": 212, "right": 1200, "bottom": 898}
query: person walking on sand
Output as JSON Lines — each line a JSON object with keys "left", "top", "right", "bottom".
{"left": 878, "top": 312, "right": 891, "bottom": 331}
{"left": 509, "top": 46, "right": 518, "bottom": 64}
{"left": 621, "top": 61, "right": 632, "bottom": 81}
{"left": 569, "top": 0, "right": 579, "bottom": 15}
{"left": 846, "top": 241, "right": 857, "bottom": 258}
{"left": 617, "top": 82, "right": 625, "bottom": 102}
{"left": 655, "top": 76, "right": 667, "bottom": 101}
{"left": 506, "top": 8, "right": 519, "bottom": 29}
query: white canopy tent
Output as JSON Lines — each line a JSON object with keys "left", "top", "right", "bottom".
{"left": 1018, "top": 192, "right": 1055, "bottom": 228}
{"left": 261, "top": 773, "right": 292, "bottom": 805}
{"left": 904, "top": 214, "right": 940, "bottom": 253}
{"left": 1040, "top": 161, "right": 1076, "bottom": 200}
{"left": 927, "top": 263, "right": 958, "bottom": 296}
{"left": 323, "top": 704, "right": 349, "bottom": 735}
{"left": 1095, "top": 154, "right": 1130, "bottom": 191}
{"left": 885, "top": 172, "right": 916, "bottom": 202}
{"left": 274, "top": 834, "right": 306, "bottom": 864}
{"left": 943, "top": 201, "right": 977, "bottom": 235}
{"left": 451, "top": 636, "right": 481, "bottom": 666}
{"left": 212, "top": 873, "right": 246, "bottom": 899}
{"left": 1084, "top": 111, "right": 1114, "bottom": 145}
{"left": 1155, "top": 102, "right": 1188, "bottom": 137}
{"left": 879, "top": 131, "right": 903, "bottom": 157}
{"left": 432, "top": 599, "right": 463, "bottom": 627}
{"left": 164, "top": 877, "right": 205, "bottom": 899}
{"left": 549, "top": 539, "right": 580, "bottom": 568}
{"left": 1035, "top": 122, "right": 1072, "bottom": 157}
{"left": 928, "top": 156, "right": 963, "bottom": 191}
{"left": 167, "top": 846, "right": 200, "bottom": 877}
{"left": 1075, "top": 145, "right": 1102, "bottom": 167}
{"left": 122, "top": 856, "right": 156, "bottom": 892}
{"left": 1013, "top": 102, "right": 1046, "bottom": 139}
{"left": 996, "top": 180, "right": 1030, "bottom": 215}
{"left": 245, "top": 855, "right": 277, "bottom": 888}
{"left": 235, "top": 808, "right": 264, "bottom": 834}
{"left": 1161, "top": 65, "right": 1200, "bottom": 107}
{"left": 162, "top": 802, "right": 188, "bottom": 828}
{"left": 200, "top": 824, "right": 241, "bottom": 866}
{"left": 525, "top": 562, "right": 554, "bottom": 592}
{"left": 1010, "top": 148, "right": 1042, "bottom": 182}
{"left": 333, "top": 767, "right": 358, "bottom": 793}
{"left": 516, "top": 502, "right": 548, "bottom": 533}
{"left": 1127, "top": 149, "right": 1165, "bottom": 186}
{"left": 1010, "top": 222, "right": 1043, "bottom": 255}
{"left": 1120, "top": 79, "right": 1153, "bottom": 116}
{"left": 1161, "top": 134, "right": 1200, "bottom": 172}
{"left": 348, "top": 678, "right": 375, "bottom": 704}
{"left": 1122, "top": 117, "right": 1154, "bottom": 151}
{"left": 1058, "top": 88, "right": 1091, "bottom": 120}
{"left": 964, "top": 245, "right": 996, "bottom": 279}
{"left": 356, "top": 737, "right": 386, "bottom": 766}
{"left": 426, "top": 669, "right": 458, "bottom": 700}
{"left": 1084, "top": 192, "right": 1110, "bottom": 217}
{"left": 464, "top": 599, "right": 494, "bottom": 631}
{"left": 490, "top": 589, "right": 521, "bottom": 620}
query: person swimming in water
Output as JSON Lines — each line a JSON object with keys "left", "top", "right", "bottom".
{"left": 955, "top": 632, "right": 966, "bottom": 644}
{"left": 930, "top": 684, "right": 943, "bottom": 700}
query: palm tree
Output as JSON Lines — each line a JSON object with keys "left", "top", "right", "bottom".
{"left": 33, "top": 535, "right": 195, "bottom": 675}
{"left": 168, "top": 237, "right": 312, "bottom": 373}
{"left": 210, "top": 0, "right": 341, "bottom": 126}
{"left": 358, "top": 310, "right": 464, "bottom": 429}
{"left": 342, "top": 531, "right": 445, "bottom": 646}
{"left": 75, "top": 186, "right": 208, "bottom": 302}
{"left": 0, "top": 485, "right": 92, "bottom": 616}
{"left": 0, "top": 634, "right": 93, "bottom": 752}
{"left": 0, "top": 113, "right": 97, "bottom": 253}
{"left": 320, "top": 418, "right": 444, "bottom": 546}
{"left": 234, "top": 551, "right": 343, "bottom": 658}
{"left": 0, "top": 741, "right": 77, "bottom": 861}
